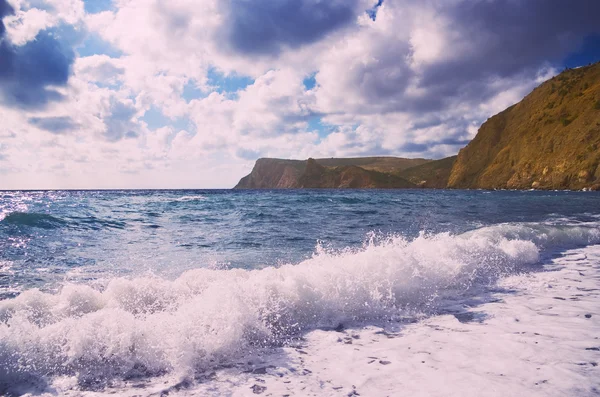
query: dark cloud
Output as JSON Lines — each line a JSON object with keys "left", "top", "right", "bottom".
{"left": 0, "top": 0, "right": 75, "bottom": 109}
{"left": 104, "top": 99, "right": 138, "bottom": 141}
{"left": 400, "top": 142, "right": 429, "bottom": 153}
{"left": 411, "top": 116, "right": 444, "bottom": 130}
{"left": 437, "top": 137, "right": 471, "bottom": 147}
{"left": 222, "top": 0, "right": 360, "bottom": 55}
{"left": 0, "top": 0, "right": 12, "bottom": 34}
{"left": 333, "top": 0, "right": 600, "bottom": 117}
{"left": 354, "top": 41, "right": 414, "bottom": 107}
{"left": 399, "top": 128, "right": 472, "bottom": 159}
{"left": 418, "top": 0, "right": 600, "bottom": 96}
{"left": 563, "top": 34, "right": 600, "bottom": 68}
{"left": 29, "top": 116, "right": 79, "bottom": 134}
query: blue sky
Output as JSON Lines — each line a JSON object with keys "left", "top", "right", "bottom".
{"left": 83, "top": 0, "right": 113, "bottom": 14}
{"left": 0, "top": 0, "right": 599, "bottom": 188}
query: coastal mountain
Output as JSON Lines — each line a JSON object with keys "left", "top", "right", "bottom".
{"left": 234, "top": 157, "right": 430, "bottom": 189}
{"left": 398, "top": 156, "right": 457, "bottom": 188}
{"left": 449, "top": 62, "right": 600, "bottom": 190}
{"left": 235, "top": 62, "right": 600, "bottom": 190}
{"left": 297, "top": 158, "right": 416, "bottom": 188}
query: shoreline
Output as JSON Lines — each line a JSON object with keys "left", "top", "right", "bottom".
{"left": 60, "top": 245, "right": 600, "bottom": 397}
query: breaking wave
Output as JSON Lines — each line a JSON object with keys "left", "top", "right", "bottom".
{"left": 0, "top": 222, "right": 599, "bottom": 391}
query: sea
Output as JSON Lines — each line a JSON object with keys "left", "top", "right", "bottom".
{"left": 1, "top": 189, "right": 599, "bottom": 396}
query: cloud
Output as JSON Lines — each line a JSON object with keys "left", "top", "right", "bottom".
{"left": 415, "top": 0, "right": 600, "bottom": 98}
{"left": 0, "top": 0, "right": 75, "bottom": 109}
{"left": 221, "top": 0, "right": 361, "bottom": 55}
{"left": 0, "top": 0, "right": 11, "bottom": 24}
{"left": 314, "top": 0, "right": 600, "bottom": 119}
{"left": 29, "top": 116, "right": 79, "bottom": 133}
{"left": 3, "top": 7, "right": 55, "bottom": 45}
{"left": 74, "top": 54, "right": 124, "bottom": 85}
{"left": 1, "top": 0, "right": 600, "bottom": 188}
{"left": 103, "top": 98, "right": 138, "bottom": 141}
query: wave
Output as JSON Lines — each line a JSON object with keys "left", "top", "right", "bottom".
{"left": 0, "top": 212, "right": 67, "bottom": 229}
{"left": 0, "top": 212, "right": 126, "bottom": 231}
{"left": 68, "top": 215, "right": 126, "bottom": 230}
{"left": 0, "top": 222, "right": 599, "bottom": 390}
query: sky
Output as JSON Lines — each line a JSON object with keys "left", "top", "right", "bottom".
{"left": 0, "top": 0, "right": 599, "bottom": 189}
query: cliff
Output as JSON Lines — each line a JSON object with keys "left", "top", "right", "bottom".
{"left": 398, "top": 156, "right": 457, "bottom": 188}
{"left": 234, "top": 158, "right": 305, "bottom": 189}
{"left": 234, "top": 157, "right": 428, "bottom": 189}
{"left": 448, "top": 62, "right": 600, "bottom": 190}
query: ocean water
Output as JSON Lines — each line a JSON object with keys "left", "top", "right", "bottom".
{"left": 1, "top": 189, "right": 600, "bottom": 394}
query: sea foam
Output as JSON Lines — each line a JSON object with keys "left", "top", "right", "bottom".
{"left": 0, "top": 223, "right": 599, "bottom": 390}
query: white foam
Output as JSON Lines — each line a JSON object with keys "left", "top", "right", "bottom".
{"left": 201, "top": 244, "right": 600, "bottom": 397}
{"left": 0, "top": 223, "right": 599, "bottom": 393}
{"left": 175, "top": 195, "right": 208, "bottom": 202}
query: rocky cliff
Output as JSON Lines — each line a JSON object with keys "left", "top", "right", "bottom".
{"left": 234, "top": 158, "right": 305, "bottom": 189}
{"left": 234, "top": 157, "right": 428, "bottom": 189}
{"left": 448, "top": 62, "right": 600, "bottom": 190}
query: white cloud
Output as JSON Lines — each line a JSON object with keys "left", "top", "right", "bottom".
{"left": 4, "top": 7, "right": 54, "bottom": 44}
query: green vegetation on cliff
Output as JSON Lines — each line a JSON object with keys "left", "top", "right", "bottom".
{"left": 234, "top": 157, "right": 430, "bottom": 189}
{"left": 398, "top": 156, "right": 457, "bottom": 188}
{"left": 298, "top": 158, "right": 416, "bottom": 188}
{"left": 449, "top": 62, "right": 600, "bottom": 190}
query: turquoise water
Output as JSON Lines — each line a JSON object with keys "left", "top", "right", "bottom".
{"left": 2, "top": 189, "right": 600, "bottom": 297}
{"left": 1, "top": 189, "right": 600, "bottom": 393}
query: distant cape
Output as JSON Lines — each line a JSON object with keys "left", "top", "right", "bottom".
{"left": 234, "top": 156, "right": 454, "bottom": 189}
